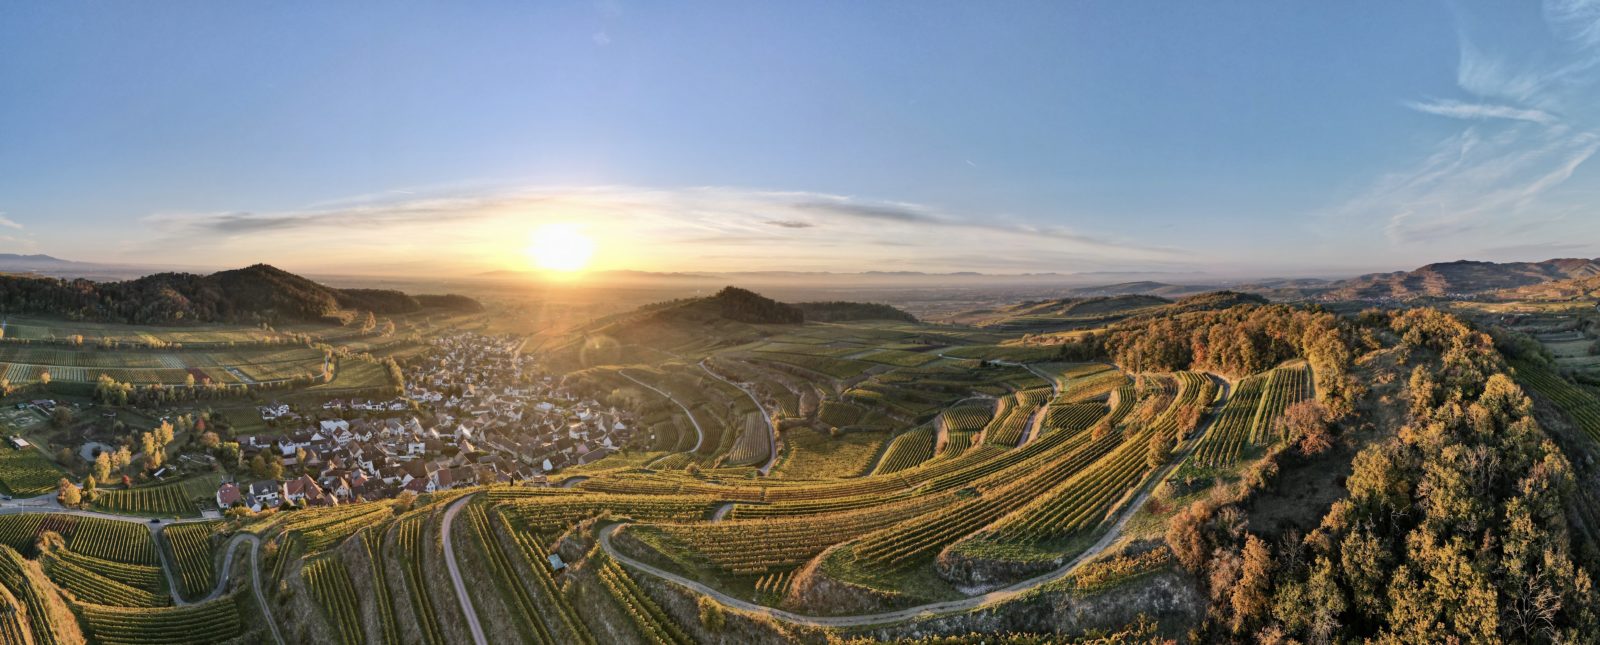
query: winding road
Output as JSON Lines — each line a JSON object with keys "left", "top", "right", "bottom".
{"left": 0, "top": 495, "right": 285, "bottom": 644}
{"left": 591, "top": 371, "right": 1234, "bottom": 628}
{"left": 442, "top": 495, "right": 489, "bottom": 645}
{"left": 619, "top": 370, "right": 705, "bottom": 455}
{"left": 699, "top": 360, "right": 779, "bottom": 475}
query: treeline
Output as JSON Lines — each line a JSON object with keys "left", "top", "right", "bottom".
{"left": 1170, "top": 308, "right": 1596, "bottom": 642}
{"left": 1102, "top": 303, "right": 1359, "bottom": 416}
{"left": 0, "top": 264, "right": 481, "bottom": 325}
{"left": 791, "top": 301, "right": 917, "bottom": 323}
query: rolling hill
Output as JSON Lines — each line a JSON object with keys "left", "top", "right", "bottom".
{"left": 0, "top": 263, "right": 481, "bottom": 325}
{"left": 1325, "top": 257, "right": 1600, "bottom": 300}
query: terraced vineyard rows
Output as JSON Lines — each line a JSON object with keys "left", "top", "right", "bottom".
{"left": 358, "top": 530, "right": 401, "bottom": 645}
{"left": 0, "top": 446, "right": 65, "bottom": 496}
{"left": 0, "top": 514, "right": 157, "bottom": 566}
{"left": 1514, "top": 360, "right": 1600, "bottom": 444}
{"left": 41, "top": 551, "right": 169, "bottom": 607}
{"left": 1250, "top": 364, "right": 1313, "bottom": 443}
{"left": 850, "top": 421, "right": 1138, "bottom": 566}
{"left": 77, "top": 596, "right": 245, "bottom": 644}
{"left": 495, "top": 510, "right": 594, "bottom": 645}
{"left": 462, "top": 504, "right": 561, "bottom": 644}
{"left": 645, "top": 493, "right": 952, "bottom": 575}
{"left": 94, "top": 475, "right": 220, "bottom": 516}
{"left": 595, "top": 550, "right": 694, "bottom": 644}
{"left": 57, "top": 549, "right": 163, "bottom": 592}
{"left": 1043, "top": 402, "right": 1110, "bottom": 431}
{"left": 983, "top": 388, "right": 1050, "bottom": 446}
{"left": 502, "top": 492, "right": 717, "bottom": 531}
{"left": 391, "top": 514, "right": 448, "bottom": 645}
{"left": 164, "top": 521, "right": 219, "bottom": 599}
{"left": 873, "top": 427, "right": 935, "bottom": 475}
{"left": 988, "top": 422, "right": 1158, "bottom": 542}
{"left": 938, "top": 404, "right": 994, "bottom": 433}
{"left": 724, "top": 412, "right": 771, "bottom": 467}
{"left": 936, "top": 430, "right": 976, "bottom": 459}
{"left": 1190, "top": 364, "right": 1312, "bottom": 467}
{"left": 304, "top": 556, "right": 365, "bottom": 645}
{"left": 0, "top": 545, "right": 64, "bottom": 645}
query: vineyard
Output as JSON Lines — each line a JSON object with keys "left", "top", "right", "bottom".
{"left": 390, "top": 513, "right": 449, "bottom": 645}
{"left": 94, "top": 474, "right": 222, "bottom": 517}
{"left": 164, "top": 521, "right": 220, "bottom": 599}
{"left": 1191, "top": 363, "right": 1313, "bottom": 468}
{"left": 77, "top": 596, "right": 246, "bottom": 644}
{"left": 41, "top": 549, "right": 170, "bottom": 607}
{"left": 304, "top": 556, "right": 365, "bottom": 645}
{"left": 938, "top": 404, "right": 994, "bottom": 433}
{"left": 1514, "top": 360, "right": 1600, "bottom": 444}
{"left": 723, "top": 412, "right": 772, "bottom": 467}
{"left": 594, "top": 550, "right": 694, "bottom": 645}
{"left": 0, "top": 514, "right": 157, "bottom": 565}
{"left": 0, "top": 344, "right": 328, "bottom": 385}
{"left": 872, "top": 426, "right": 935, "bottom": 475}
{"left": 0, "top": 445, "right": 64, "bottom": 496}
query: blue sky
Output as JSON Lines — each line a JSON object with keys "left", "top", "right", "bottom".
{"left": 1, "top": 1, "right": 1598, "bottom": 277}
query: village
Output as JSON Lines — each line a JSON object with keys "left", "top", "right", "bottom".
{"left": 216, "top": 332, "right": 641, "bottom": 511}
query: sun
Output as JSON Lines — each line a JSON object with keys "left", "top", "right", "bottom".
{"left": 525, "top": 223, "right": 595, "bottom": 274}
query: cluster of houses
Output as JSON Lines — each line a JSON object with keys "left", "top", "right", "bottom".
{"left": 217, "top": 332, "right": 643, "bottom": 512}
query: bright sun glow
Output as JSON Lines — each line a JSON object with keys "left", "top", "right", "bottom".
{"left": 525, "top": 223, "right": 595, "bottom": 274}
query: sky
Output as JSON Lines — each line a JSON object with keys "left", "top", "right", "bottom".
{"left": 2, "top": 1, "right": 1599, "bottom": 279}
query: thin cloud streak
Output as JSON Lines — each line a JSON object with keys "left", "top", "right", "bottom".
{"left": 1405, "top": 99, "right": 1557, "bottom": 125}
{"left": 136, "top": 186, "right": 1188, "bottom": 274}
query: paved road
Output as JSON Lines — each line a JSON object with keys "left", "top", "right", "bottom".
{"left": 711, "top": 502, "right": 736, "bottom": 522}
{"left": 596, "top": 373, "right": 1234, "bottom": 628}
{"left": 442, "top": 495, "right": 489, "bottom": 645}
{"left": 619, "top": 370, "right": 705, "bottom": 454}
{"left": 699, "top": 360, "right": 779, "bottom": 475}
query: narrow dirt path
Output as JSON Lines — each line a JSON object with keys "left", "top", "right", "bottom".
{"left": 237, "top": 534, "right": 285, "bottom": 645}
{"left": 597, "top": 372, "right": 1235, "bottom": 628}
{"left": 441, "top": 495, "right": 489, "bottom": 645}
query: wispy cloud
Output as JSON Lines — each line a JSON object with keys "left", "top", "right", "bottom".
{"left": 0, "top": 213, "right": 22, "bottom": 230}
{"left": 137, "top": 185, "right": 1184, "bottom": 274}
{"left": 1405, "top": 99, "right": 1557, "bottom": 125}
{"left": 1330, "top": 2, "right": 1600, "bottom": 252}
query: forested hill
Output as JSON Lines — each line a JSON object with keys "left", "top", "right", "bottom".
{"left": 644, "top": 286, "right": 805, "bottom": 324}
{"left": 0, "top": 263, "right": 481, "bottom": 324}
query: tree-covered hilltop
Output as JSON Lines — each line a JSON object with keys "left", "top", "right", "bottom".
{"left": 0, "top": 263, "right": 481, "bottom": 324}
{"left": 639, "top": 286, "right": 804, "bottom": 325}
{"left": 791, "top": 301, "right": 917, "bottom": 323}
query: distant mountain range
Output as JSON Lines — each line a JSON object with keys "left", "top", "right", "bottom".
{"left": 12, "top": 253, "right": 1600, "bottom": 304}
{"left": 981, "top": 258, "right": 1600, "bottom": 302}
{"left": 0, "top": 263, "right": 480, "bottom": 325}
{"left": 1321, "top": 258, "right": 1600, "bottom": 300}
